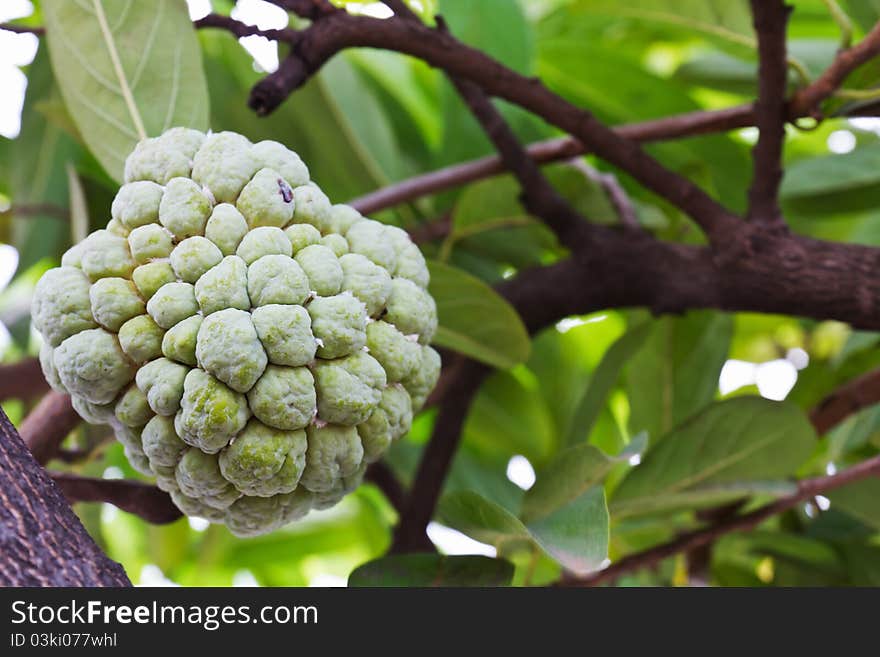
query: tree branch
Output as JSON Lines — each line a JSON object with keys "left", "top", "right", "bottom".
{"left": 448, "top": 75, "right": 591, "bottom": 249}
{"left": 747, "top": 0, "right": 792, "bottom": 227}
{"left": 391, "top": 358, "right": 489, "bottom": 553}
{"left": 247, "top": 11, "right": 740, "bottom": 245}
{"left": 0, "top": 22, "right": 43, "bottom": 35}
{"left": 51, "top": 472, "right": 182, "bottom": 525}
{"left": 789, "top": 19, "right": 880, "bottom": 115}
{"left": 0, "top": 406, "right": 130, "bottom": 585}
{"left": 810, "top": 367, "right": 880, "bottom": 435}
{"left": 559, "top": 452, "right": 880, "bottom": 587}
{"left": 0, "top": 358, "right": 49, "bottom": 402}
{"left": 365, "top": 461, "right": 406, "bottom": 513}
{"left": 193, "top": 13, "right": 299, "bottom": 43}
{"left": 19, "top": 391, "right": 79, "bottom": 466}
{"left": 567, "top": 159, "right": 640, "bottom": 231}
{"left": 557, "top": 361, "right": 880, "bottom": 587}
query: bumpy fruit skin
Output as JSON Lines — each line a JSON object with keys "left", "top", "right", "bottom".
{"left": 32, "top": 128, "right": 440, "bottom": 537}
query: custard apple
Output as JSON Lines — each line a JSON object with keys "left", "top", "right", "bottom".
{"left": 33, "top": 128, "right": 441, "bottom": 537}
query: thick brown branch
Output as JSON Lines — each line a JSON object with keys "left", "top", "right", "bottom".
{"left": 19, "top": 391, "right": 79, "bottom": 466}
{"left": 0, "top": 358, "right": 49, "bottom": 402}
{"left": 747, "top": 0, "right": 791, "bottom": 226}
{"left": 0, "top": 406, "right": 129, "bottom": 585}
{"left": 248, "top": 12, "right": 739, "bottom": 244}
{"left": 390, "top": 223, "right": 880, "bottom": 551}
{"left": 51, "top": 473, "right": 182, "bottom": 525}
{"left": 559, "top": 452, "right": 880, "bottom": 587}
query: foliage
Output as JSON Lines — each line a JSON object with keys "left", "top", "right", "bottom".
{"left": 2, "top": 0, "right": 880, "bottom": 587}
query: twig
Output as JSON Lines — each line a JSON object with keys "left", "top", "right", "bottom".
{"left": 746, "top": 0, "right": 791, "bottom": 227}
{"left": 567, "top": 159, "right": 640, "bottom": 231}
{"left": 809, "top": 368, "right": 880, "bottom": 435}
{"left": 560, "top": 363, "right": 880, "bottom": 586}
{"left": 448, "top": 75, "right": 591, "bottom": 249}
{"left": 0, "top": 22, "right": 44, "bottom": 35}
{"left": 559, "top": 452, "right": 880, "bottom": 586}
{"left": 50, "top": 472, "right": 182, "bottom": 525}
{"left": 193, "top": 13, "right": 299, "bottom": 43}
{"left": 790, "top": 19, "right": 880, "bottom": 115}
{"left": 19, "top": 391, "right": 78, "bottom": 466}
{"left": 822, "top": 0, "right": 854, "bottom": 50}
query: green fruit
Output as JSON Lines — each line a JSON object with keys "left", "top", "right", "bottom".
{"left": 31, "top": 128, "right": 437, "bottom": 536}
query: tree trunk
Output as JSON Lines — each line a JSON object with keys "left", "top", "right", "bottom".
{"left": 0, "top": 407, "right": 130, "bottom": 586}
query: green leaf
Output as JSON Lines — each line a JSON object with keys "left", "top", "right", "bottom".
{"left": 572, "top": 0, "right": 755, "bottom": 51}
{"left": 462, "top": 370, "right": 556, "bottom": 466}
{"left": 44, "top": 0, "right": 209, "bottom": 181}
{"left": 428, "top": 260, "right": 530, "bottom": 369}
{"left": 781, "top": 143, "right": 880, "bottom": 205}
{"left": 564, "top": 322, "right": 651, "bottom": 446}
{"left": 521, "top": 435, "right": 647, "bottom": 523}
{"left": 439, "top": 490, "right": 609, "bottom": 575}
{"left": 828, "top": 477, "right": 880, "bottom": 530}
{"left": 11, "top": 46, "right": 79, "bottom": 270}
{"left": 526, "top": 486, "right": 609, "bottom": 575}
{"left": 612, "top": 397, "right": 816, "bottom": 518}
{"left": 348, "top": 554, "right": 514, "bottom": 587}
{"left": 624, "top": 311, "right": 732, "bottom": 442}
{"left": 439, "top": 490, "right": 533, "bottom": 550}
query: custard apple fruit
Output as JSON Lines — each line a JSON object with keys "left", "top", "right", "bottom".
{"left": 33, "top": 128, "right": 441, "bottom": 537}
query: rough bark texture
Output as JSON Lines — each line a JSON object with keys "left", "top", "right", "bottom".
{"left": 0, "top": 407, "right": 130, "bottom": 586}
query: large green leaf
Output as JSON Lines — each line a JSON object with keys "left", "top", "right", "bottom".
{"left": 624, "top": 311, "right": 732, "bottom": 442}
{"left": 612, "top": 397, "right": 816, "bottom": 518}
{"left": 44, "top": 0, "right": 210, "bottom": 181}
{"left": 439, "top": 490, "right": 533, "bottom": 550}
{"left": 526, "top": 486, "right": 609, "bottom": 575}
{"left": 439, "top": 489, "right": 609, "bottom": 574}
{"left": 564, "top": 322, "right": 651, "bottom": 446}
{"left": 781, "top": 144, "right": 880, "bottom": 218}
{"left": 348, "top": 554, "right": 514, "bottom": 587}
{"left": 828, "top": 478, "right": 880, "bottom": 530}
{"left": 428, "top": 260, "right": 531, "bottom": 369}
{"left": 521, "top": 435, "right": 647, "bottom": 523}
{"left": 462, "top": 369, "right": 556, "bottom": 466}
{"left": 11, "top": 46, "right": 79, "bottom": 270}
{"left": 572, "top": 0, "right": 755, "bottom": 51}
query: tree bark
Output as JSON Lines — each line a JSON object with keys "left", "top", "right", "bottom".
{"left": 0, "top": 407, "right": 130, "bottom": 586}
